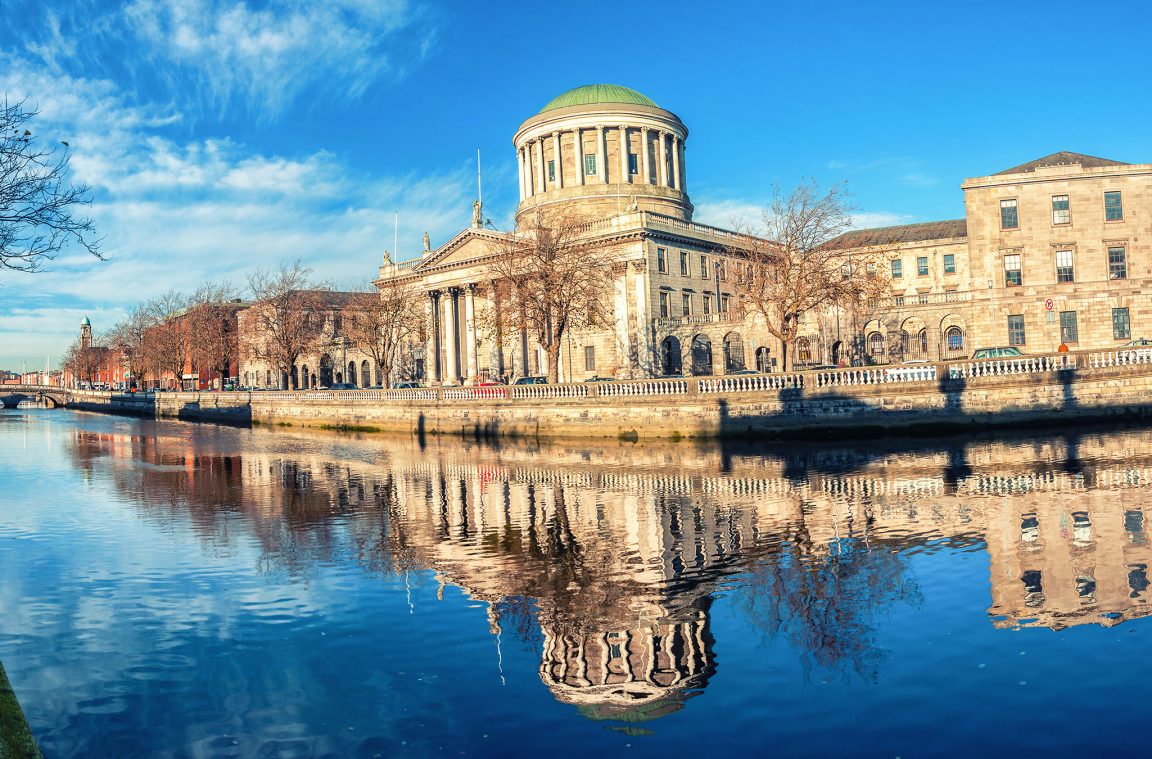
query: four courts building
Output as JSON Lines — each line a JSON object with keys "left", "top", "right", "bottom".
{"left": 260, "top": 84, "right": 1152, "bottom": 387}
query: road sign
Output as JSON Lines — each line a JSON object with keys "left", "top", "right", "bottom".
{"left": 1044, "top": 298, "right": 1054, "bottom": 311}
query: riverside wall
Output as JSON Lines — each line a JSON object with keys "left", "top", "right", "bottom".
{"left": 36, "top": 352, "right": 1152, "bottom": 441}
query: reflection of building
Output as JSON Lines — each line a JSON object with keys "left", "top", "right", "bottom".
{"left": 66, "top": 422, "right": 1152, "bottom": 723}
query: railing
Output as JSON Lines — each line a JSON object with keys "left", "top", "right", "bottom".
{"left": 653, "top": 312, "right": 743, "bottom": 329}
{"left": 873, "top": 291, "right": 972, "bottom": 309}
{"left": 947, "top": 354, "right": 1073, "bottom": 379}
{"left": 700, "top": 374, "right": 803, "bottom": 393}
{"left": 10, "top": 347, "right": 1152, "bottom": 409}
{"left": 1089, "top": 348, "right": 1152, "bottom": 368}
{"left": 598, "top": 378, "right": 688, "bottom": 396}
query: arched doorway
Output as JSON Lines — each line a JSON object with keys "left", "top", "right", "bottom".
{"left": 691, "top": 334, "right": 713, "bottom": 376}
{"left": 831, "top": 340, "right": 844, "bottom": 367}
{"left": 755, "top": 346, "right": 771, "bottom": 373}
{"left": 347, "top": 361, "right": 358, "bottom": 387}
{"left": 795, "top": 337, "right": 813, "bottom": 365}
{"left": 723, "top": 332, "right": 745, "bottom": 373}
{"left": 867, "top": 333, "right": 885, "bottom": 364}
{"left": 299, "top": 365, "right": 310, "bottom": 389}
{"left": 660, "top": 336, "right": 682, "bottom": 376}
{"left": 361, "top": 360, "right": 372, "bottom": 387}
{"left": 319, "top": 354, "right": 334, "bottom": 388}
{"left": 944, "top": 326, "right": 965, "bottom": 358}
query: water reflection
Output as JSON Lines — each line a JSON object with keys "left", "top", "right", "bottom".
{"left": 54, "top": 418, "right": 1152, "bottom": 729}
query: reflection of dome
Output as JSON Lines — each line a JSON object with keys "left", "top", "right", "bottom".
{"left": 538, "top": 605, "right": 716, "bottom": 724}
{"left": 540, "top": 84, "right": 657, "bottom": 113}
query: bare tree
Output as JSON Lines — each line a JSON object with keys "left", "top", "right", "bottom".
{"left": 1, "top": 98, "right": 101, "bottom": 274}
{"left": 185, "top": 281, "right": 241, "bottom": 388}
{"left": 728, "top": 180, "right": 887, "bottom": 371}
{"left": 61, "top": 336, "right": 104, "bottom": 387}
{"left": 107, "top": 304, "right": 156, "bottom": 388}
{"left": 343, "top": 279, "right": 423, "bottom": 387}
{"left": 141, "top": 290, "right": 192, "bottom": 388}
{"left": 245, "top": 261, "right": 329, "bottom": 389}
{"left": 487, "top": 209, "right": 614, "bottom": 383}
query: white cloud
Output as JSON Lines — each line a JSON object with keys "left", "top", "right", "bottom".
{"left": 121, "top": 0, "right": 430, "bottom": 117}
{"left": 692, "top": 199, "right": 766, "bottom": 230}
{"left": 849, "top": 211, "right": 917, "bottom": 229}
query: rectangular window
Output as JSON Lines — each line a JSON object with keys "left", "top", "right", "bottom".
{"left": 628, "top": 153, "right": 638, "bottom": 175}
{"left": 703, "top": 293, "right": 712, "bottom": 315}
{"left": 1001, "top": 199, "right": 1019, "bottom": 229}
{"left": 943, "top": 253, "right": 956, "bottom": 274}
{"left": 584, "top": 154, "right": 597, "bottom": 176}
{"left": 891, "top": 259, "right": 903, "bottom": 279}
{"left": 700, "top": 255, "right": 709, "bottom": 280}
{"left": 1109, "top": 246, "right": 1128, "bottom": 280}
{"left": 917, "top": 256, "right": 929, "bottom": 276}
{"left": 680, "top": 251, "right": 690, "bottom": 276}
{"left": 720, "top": 295, "right": 730, "bottom": 313}
{"left": 547, "top": 159, "right": 555, "bottom": 182}
{"left": 584, "top": 346, "right": 596, "bottom": 372}
{"left": 1105, "top": 191, "right": 1123, "bottom": 221}
{"left": 659, "top": 291, "right": 671, "bottom": 318}
{"left": 716, "top": 261, "right": 727, "bottom": 281}
{"left": 1056, "top": 249, "right": 1074, "bottom": 283}
{"left": 1060, "top": 310, "right": 1079, "bottom": 343}
{"left": 1113, "top": 307, "right": 1132, "bottom": 340}
{"left": 657, "top": 247, "right": 668, "bottom": 273}
{"left": 1052, "top": 195, "right": 1070, "bottom": 225}
{"left": 1008, "top": 315, "right": 1026, "bottom": 346}
{"left": 1004, "top": 254, "right": 1022, "bottom": 286}
{"left": 682, "top": 293, "right": 692, "bottom": 316}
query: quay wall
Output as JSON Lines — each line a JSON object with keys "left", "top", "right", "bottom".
{"left": 25, "top": 350, "right": 1152, "bottom": 440}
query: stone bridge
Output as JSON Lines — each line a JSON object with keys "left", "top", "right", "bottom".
{"left": 0, "top": 385, "right": 69, "bottom": 409}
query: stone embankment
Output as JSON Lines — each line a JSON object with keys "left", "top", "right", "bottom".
{"left": 14, "top": 348, "right": 1152, "bottom": 441}
{"left": 0, "top": 660, "right": 41, "bottom": 759}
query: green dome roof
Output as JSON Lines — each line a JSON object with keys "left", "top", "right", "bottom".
{"left": 81, "top": 316, "right": 90, "bottom": 326}
{"left": 540, "top": 84, "right": 657, "bottom": 113}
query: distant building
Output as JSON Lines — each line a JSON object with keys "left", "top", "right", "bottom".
{"left": 826, "top": 151, "right": 1151, "bottom": 362}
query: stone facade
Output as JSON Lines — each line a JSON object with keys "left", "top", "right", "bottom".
{"left": 831, "top": 152, "right": 1152, "bottom": 363}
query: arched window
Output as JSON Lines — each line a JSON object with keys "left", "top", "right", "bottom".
{"left": 918, "top": 328, "right": 928, "bottom": 357}
{"left": 362, "top": 360, "right": 372, "bottom": 387}
{"left": 796, "top": 337, "right": 812, "bottom": 363}
{"left": 661, "top": 336, "right": 682, "bottom": 376}
{"left": 946, "top": 326, "right": 964, "bottom": 352}
{"left": 348, "top": 361, "right": 358, "bottom": 387}
{"left": 899, "top": 330, "right": 911, "bottom": 357}
{"left": 755, "top": 346, "right": 771, "bottom": 373}
{"left": 691, "top": 335, "right": 713, "bottom": 376}
{"left": 868, "top": 332, "right": 885, "bottom": 358}
{"left": 723, "top": 332, "right": 745, "bottom": 373}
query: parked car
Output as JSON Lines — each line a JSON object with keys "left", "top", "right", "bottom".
{"left": 727, "top": 369, "right": 760, "bottom": 376}
{"left": 329, "top": 383, "right": 358, "bottom": 390}
{"left": 1126, "top": 338, "right": 1152, "bottom": 347}
{"left": 477, "top": 379, "right": 507, "bottom": 386}
{"left": 971, "top": 347, "right": 1024, "bottom": 359}
{"left": 393, "top": 381, "right": 422, "bottom": 389}
{"left": 513, "top": 376, "right": 548, "bottom": 385}
{"left": 584, "top": 375, "right": 615, "bottom": 382}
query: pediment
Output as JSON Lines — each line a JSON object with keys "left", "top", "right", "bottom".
{"left": 415, "top": 228, "right": 508, "bottom": 272}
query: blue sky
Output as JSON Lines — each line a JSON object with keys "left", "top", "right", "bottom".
{"left": 1, "top": 0, "right": 1148, "bottom": 369}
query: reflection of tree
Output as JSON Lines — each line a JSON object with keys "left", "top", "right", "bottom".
{"left": 741, "top": 507, "right": 921, "bottom": 682}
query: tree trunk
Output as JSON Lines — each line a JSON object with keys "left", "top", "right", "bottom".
{"left": 781, "top": 340, "right": 790, "bottom": 372}
{"left": 546, "top": 339, "right": 561, "bottom": 384}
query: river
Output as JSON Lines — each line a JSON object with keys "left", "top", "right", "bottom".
{"left": 2, "top": 408, "right": 1150, "bottom": 756}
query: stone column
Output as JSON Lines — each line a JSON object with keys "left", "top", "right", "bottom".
{"left": 640, "top": 127, "right": 651, "bottom": 184}
{"left": 552, "top": 131, "right": 562, "bottom": 188}
{"left": 596, "top": 125, "right": 606, "bottom": 183}
{"left": 618, "top": 125, "right": 630, "bottom": 184}
{"left": 658, "top": 132, "right": 668, "bottom": 187}
{"left": 612, "top": 263, "right": 633, "bottom": 378}
{"left": 517, "top": 147, "right": 526, "bottom": 200}
{"left": 443, "top": 288, "right": 459, "bottom": 385}
{"left": 427, "top": 291, "right": 442, "bottom": 385}
{"left": 672, "top": 138, "right": 681, "bottom": 194}
{"left": 671, "top": 135, "right": 681, "bottom": 191}
{"left": 632, "top": 260, "right": 653, "bottom": 375}
{"left": 465, "top": 284, "right": 479, "bottom": 384}
{"left": 535, "top": 141, "right": 546, "bottom": 197}
{"left": 573, "top": 128, "right": 584, "bottom": 186}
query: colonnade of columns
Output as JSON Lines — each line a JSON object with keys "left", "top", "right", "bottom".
{"left": 517, "top": 126, "right": 684, "bottom": 201}
{"left": 425, "top": 286, "right": 524, "bottom": 385}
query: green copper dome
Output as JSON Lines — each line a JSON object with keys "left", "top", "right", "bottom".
{"left": 539, "top": 84, "right": 657, "bottom": 113}
{"left": 81, "top": 316, "right": 91, "bottom": 327}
